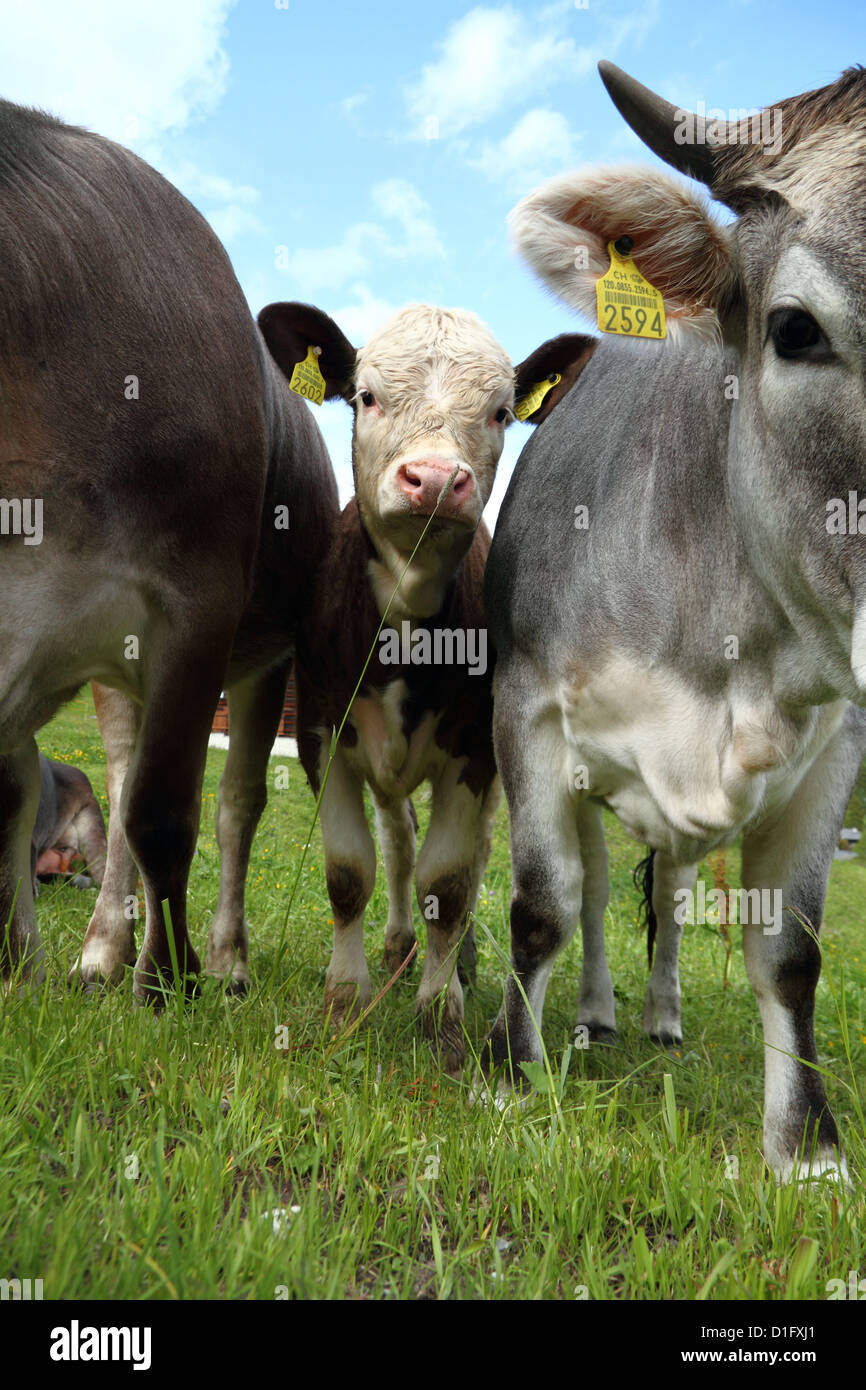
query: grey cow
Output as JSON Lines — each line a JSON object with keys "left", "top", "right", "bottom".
{"left": 483, "top": 61, "right": 866, "bottom": 1182}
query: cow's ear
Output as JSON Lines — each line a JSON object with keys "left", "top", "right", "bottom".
{"left": 257, "top": 302, "right": 357, "bottom": 401}
{"left": 509, "top": 166, "right": 735, "bottom": 344}
{"left": 514, "top": 334, "right": 597, "bottom": 425}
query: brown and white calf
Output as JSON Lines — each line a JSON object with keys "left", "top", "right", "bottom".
{"left": 258, "top": 301, "right": 521, "bottom": 1070}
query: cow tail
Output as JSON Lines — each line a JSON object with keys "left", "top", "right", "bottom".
{"left": 632, "top": 849, "right": 657, "bottom": 968}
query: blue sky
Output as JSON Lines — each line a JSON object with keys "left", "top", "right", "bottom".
{"left": 1, "top": 0, "right": 864, "bottom": 517}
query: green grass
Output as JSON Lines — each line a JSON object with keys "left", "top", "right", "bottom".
{"left": 1, "top": 687, "right": 864, "bottom": 1300}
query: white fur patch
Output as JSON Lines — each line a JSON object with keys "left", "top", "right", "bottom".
{"left": 509, "top": 164, "right": 733, "bottom": 344}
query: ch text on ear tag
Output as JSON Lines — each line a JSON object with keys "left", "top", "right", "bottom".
{"left": 595, "top": 241, "right": 666, "bottom": 339}
{"left": 288, "top": 345, "right": 326, "bottom": 405}
{"left": 515, "top": 372, "right": 561, "bottom": 421}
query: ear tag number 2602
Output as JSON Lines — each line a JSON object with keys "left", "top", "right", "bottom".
{"left": 288, "top": 345, "right": 326, "bottom": 405}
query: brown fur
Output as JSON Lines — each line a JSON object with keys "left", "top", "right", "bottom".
{"left": 295, "top": 500, "right": 496, "bottom": 800}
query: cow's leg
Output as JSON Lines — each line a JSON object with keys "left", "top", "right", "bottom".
{"left": 72, "top": 684, "right": 140, "bottom": 987}
{"left": 320, "top": 750, "right": 376, "bottom": 1026}
{"left": 126, "top": 639, "right": 228, "bottom": 1003}
{"left": 456, "top": 776, "right": 500, "bottom": 990}
{"left": 0, "top": 740, "right": 43, "bottom": 983}
{"left": 641, "top": 854, "right": 697, "bottom": 1047}
{"left": 373, "top": 794, "right": 417, "bottom": 974}
{"left": 415, "top": 764, "right": 499, "bottom": 1074}
{"left": 575, "top": 799, "right": 615, "bottom": 1041}
{"left": 481, "top": 681, "right": 582, "bottom": 1080}
{"left": 740, "top": 721, "right": 862, "bottom": 1182}
{"left": 205, "top": 665, "right": 288, "bottom": 992}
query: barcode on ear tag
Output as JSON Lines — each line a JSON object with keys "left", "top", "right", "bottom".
{"left": 289, "top": 345, "right": 326, "bottom": 405}
{"left": 515, "top": 373, "right": 561, "bottom": 421}
{"left": 595, "top": 242, "right": 666, "bottom": 339}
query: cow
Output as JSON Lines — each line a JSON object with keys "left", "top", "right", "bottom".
{"left": 480, "top": 60, "right": 866, "bottom": 1182}
{"left": 257, "top": 301, "right": 521, "bottom": 1071}
{"left": 0, "top": 97, "right": 337, "bottom": 999}
{"left": 32, "top": 753, "right": 107, "bottom": 891}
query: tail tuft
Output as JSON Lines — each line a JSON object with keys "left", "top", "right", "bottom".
{"left": 632, "top": 850, "right": 657, "bottom": 968}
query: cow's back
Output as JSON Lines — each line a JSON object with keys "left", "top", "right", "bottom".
{"left": 0, "top": 100, "right": 270, "bottom": 743}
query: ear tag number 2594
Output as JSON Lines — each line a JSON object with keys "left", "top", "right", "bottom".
{"left": 595, "top": 242, "right": 666, "bottom": 340}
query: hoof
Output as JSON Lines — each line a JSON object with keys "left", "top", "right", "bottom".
{"left": 205, "top": 963, "right": 250, "bottom": 997}
{"left": 382, "top": 938, "right": 417, "bottom": 976}
{"left": 324, "top": 980, "right": 367, "bottom": 1031}
{"left": 418, "top": 1000, "right": 465, "bottom": 1076}
{"left": 583, "top": 1022, "right": 617, "bottom": 1046}
{"left": 133, "top": 952, "right": 201, "bottom": 1007}
{"left": 68, "top": 956, "right": 132, "bottom": 991}
{"left": 649, "top": 1030, "right": 682, "bottom": 1050}
{"left": 221, "top": 975, "right": 249, "bottom": 998}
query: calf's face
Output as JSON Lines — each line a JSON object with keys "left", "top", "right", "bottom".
{"left": 351, "top": 305, "right": 513, "bottom": 542}
{"left": 259, "top": 301, "right": 515, "bottom": 614}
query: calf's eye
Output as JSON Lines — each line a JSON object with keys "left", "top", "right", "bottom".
{"left": 494, "top": 407, "right": 508, "bottom": 423}
{"left": 360, "top": 390, "right": 376, "bottom": 408}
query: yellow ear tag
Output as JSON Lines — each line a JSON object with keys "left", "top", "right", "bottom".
{"left": 515, "top": 373, "right": 561, "bottom": 421}
{"left": 288, "top": 345, "right": 326, "bottom": 405}
{"left": 595, "top": 241, "right": 666, "bottom": 339}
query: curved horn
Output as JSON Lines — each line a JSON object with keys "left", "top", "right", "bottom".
{"left": 598, "top": 60, "right": 724, "bottom": 187}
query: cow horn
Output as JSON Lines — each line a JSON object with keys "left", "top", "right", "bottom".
{"left": 598, "top": 60, "right": 723, "bottom": 188}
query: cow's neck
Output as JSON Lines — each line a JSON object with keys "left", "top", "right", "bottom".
{"left": 358, "top": 508, "right": 470, "bottom": 621}
{"left": 726, "top": 406, "right": 866, "bottom": 706}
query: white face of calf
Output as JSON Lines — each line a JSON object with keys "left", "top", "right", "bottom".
{"left": 258, "top": 301, "right": 515, "bottom": 617}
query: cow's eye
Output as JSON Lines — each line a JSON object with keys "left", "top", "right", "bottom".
{"left": 494, "top": 407, "right": 508, "bottom": 424}
{"left": 768, "top": 308, "right": 832, "bottom": 361}
{"left": 360, "top": 389, "right": 376, "bottom": 408}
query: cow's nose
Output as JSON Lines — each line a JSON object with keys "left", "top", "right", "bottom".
{"left": 396, "top": 459, "right": 474, "bottom": 516}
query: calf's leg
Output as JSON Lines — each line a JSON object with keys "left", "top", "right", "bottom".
{"left": 413, "top": 760, "right": 497, "bottom": 1074}
{"left": 374, "top": 793, "right": 417, "bottom": 974}
{"left": 0, "top": 740, "right": 43, "bottom": 983}
{"left": 641, "top": 853, "right": 697, "bottom": 1048}
{"left": 72, "top": 684, "right": 139, "bottom": 987}
{"left": 125, "top": 631, "right": 228, "bottom": 1003}
{"left": 320, "top": 749, "right": 376, "bottom": 1027}
{"left": 481, "top": 675, "right": 583, "bottom": 1080}
{"left": 740, "top": 711, "right": 865, "bottom": 1181}
{"left": 575, "top": 799, "right": 615, "bottom": 1042}
{"left": 205, "top": 664, "right": 289, "bottom": 992}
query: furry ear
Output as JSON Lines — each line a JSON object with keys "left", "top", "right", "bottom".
{"left": 514, "top": 334, "right": 598, "bottom": 424}
{"left": 258, "top": 302, "right": 357, "bottom": 400}
{"left": 509, "top": 165, "right": 736, "bottom": 344}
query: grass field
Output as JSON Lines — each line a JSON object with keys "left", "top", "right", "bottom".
{"left": 1, "top": 686, "right": 864, "bottom": 1301}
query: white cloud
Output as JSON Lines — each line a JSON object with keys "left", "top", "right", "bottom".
{"left": 151, "top": 158, "right": 262, "bottom": 246}
{"left": 150, "top": 161, "right": 262, "bottom": 248}
{"left": 470, "top": 107, "right": 583, "bottom": 194}
{"left": 0, "top": 0, "right": 234, "bottom": 143}
{"left": 206, "top": 203, "right": 264, "bottom": 246}
{"left": 330, "top": 285, "right": 404, "bottom": 345}
{"left": 285, "top": 180, "right": 445, "bottom": 293}
{"left": 405, "top": 6, "right": 595, "bottom": 138}
{"left": 162, "top": 165, "right": 259, "bottom": 207}
{"left": 340, "top": 92, "right": 369, "bottom": 116}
